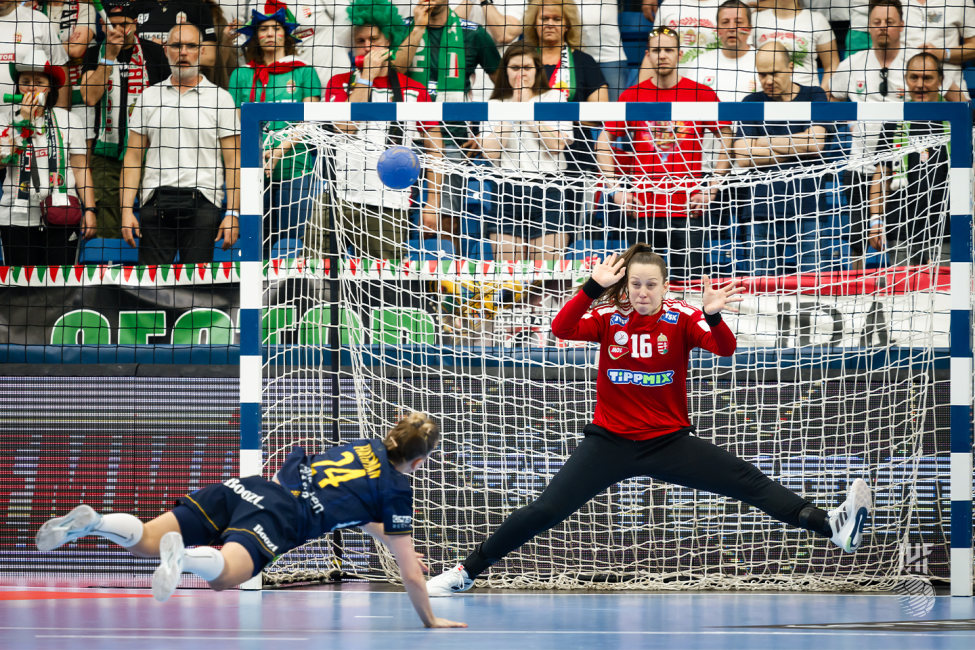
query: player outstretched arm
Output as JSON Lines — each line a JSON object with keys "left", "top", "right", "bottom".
{"left": 361, "top": 522, "right": 466, "bottom": 628}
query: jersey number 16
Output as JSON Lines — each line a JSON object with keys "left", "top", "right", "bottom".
{"left": 631, "top": 334, "right": 653, "bottom": 359}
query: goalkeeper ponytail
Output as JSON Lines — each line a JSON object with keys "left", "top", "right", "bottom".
{"left": 384, "top": 412, "right": 441, "bottom": 464}
{"left": 593, "top": 243, "right": 668, "bottom": 310}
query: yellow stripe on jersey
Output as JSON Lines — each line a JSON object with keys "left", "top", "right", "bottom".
{"left": 183, "top": 494, "right": 219, "bottom": 531}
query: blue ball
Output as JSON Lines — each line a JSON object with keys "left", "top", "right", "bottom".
{"left": 377, "top": 145, "right": 421, "bottom": 190}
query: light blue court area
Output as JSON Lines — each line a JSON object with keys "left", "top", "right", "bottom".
{"left": 1, "top": 586, "right": 974, "bottom": 650}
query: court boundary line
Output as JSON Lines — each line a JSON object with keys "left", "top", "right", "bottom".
{"left": 28, "top": 631, "right": 975, "bottom": 637}
{"left": 0, "top": 626, "right": 975, "bottom": 640}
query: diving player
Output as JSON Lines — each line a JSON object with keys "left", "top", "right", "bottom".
{"left": 36, "top": 413, "right": 466, "bottom": 628}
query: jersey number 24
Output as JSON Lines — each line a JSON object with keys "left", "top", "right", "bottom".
{"left": 312, "top": 452, "right": 366, "bottom": 489}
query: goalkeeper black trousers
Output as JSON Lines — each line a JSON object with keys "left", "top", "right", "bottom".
{"left": 464, "top": 424, "right": 818, "bottom": 578}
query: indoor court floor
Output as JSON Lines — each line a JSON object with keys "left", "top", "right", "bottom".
{"left": 1, "top": 584, "right": 973, "bottom": 650}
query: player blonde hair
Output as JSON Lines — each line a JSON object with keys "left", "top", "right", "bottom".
{"left": 523, "top": 0, "right": 582, "bottom": 51}
{"left": 384, "top": 412, "right": 441, "bottom": 464}
{"left": 593, "top": 243, "right": 669, "bottom": 310}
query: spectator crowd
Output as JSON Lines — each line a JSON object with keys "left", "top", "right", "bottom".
{"left": 0, "top": 0, "right": 969, "bottom": 275}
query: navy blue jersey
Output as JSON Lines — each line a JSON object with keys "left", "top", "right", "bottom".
{"left": 275, "top": 440, "right": 414, "bottom": 539}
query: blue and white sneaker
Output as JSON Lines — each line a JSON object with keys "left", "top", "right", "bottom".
{"left": 829, "top": 478, "right": 872, "bottom": 553}
{"left": 152, "top": 532, "right": 185, "bottom": 602}
{"left": 35, "top": 504, "right": 102, "bottom": 552}
{"left": 426, "top": 564, "right": 474, "bottom": 597}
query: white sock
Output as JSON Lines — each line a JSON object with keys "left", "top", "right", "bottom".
{"left": 183, "top": 547, "right": 226, "bottom": 582}
{"left": 93, "top": 513, "right": 144, "bottom": 548}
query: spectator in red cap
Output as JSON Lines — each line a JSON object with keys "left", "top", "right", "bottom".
{"left": 0, "top": 0, "right": 70, "bottom": 108}
{"left": 0, "top": 50, "right": 96, "bottom": 266}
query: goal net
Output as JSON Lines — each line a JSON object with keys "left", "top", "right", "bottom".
{"left": 257, "top": 107, "right": 958, "bottom": 591}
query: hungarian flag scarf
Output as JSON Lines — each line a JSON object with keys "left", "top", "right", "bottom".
{"left": 547, "top": 46, "right": 576, "bottom": 102}
{"left": 408, "top": 9, "right": 467, "bottom": 103}
{"left": 247, "top": 56, "right": 308, "bottom": 102}
{"left": 0, "top": 109, "right": 70, "bottom": 216}
{"left": 94, "top": 38, "right": 146, "bottom": 160}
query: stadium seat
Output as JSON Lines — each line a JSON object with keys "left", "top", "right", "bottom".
{"left": 213, "top": 239, "right": 243, "bottom": 262}
{"left": 270, "top": 238, "right": 302, "bottom": 260}
{"left": 564, "top": 239, "right": 628, "bottom": 260}
{"left": 463, "top": 238, "right": 493, "bottom": 260}
{"left": 78, "top": 237, "right": 139, "bottom": 264}
{"left": 864, "top": 243, "right": 888, "bottom": 269}
{"left": 466, "top": 177, "right": 483, "bottom": 211}
{"left": 963, "top": 69, "right": 975, "bottom": 94}
{"left": 407, "top": 237, "right": 456, "bottom": 260}
{"left": 457, "top": 215, "right": 495, "bottom": 259}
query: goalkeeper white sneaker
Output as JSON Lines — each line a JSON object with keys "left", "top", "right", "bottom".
{"left": 426, "top": 564, "right": 473, "bottom": 597}
{"left": 152, "top": 532, "right": 185, "bottom": 602}
{"left": 828, "top": 478, "right": 872, "bottom": 553}
{"left": 36, "top": 504, "right": 102, "bottom": 551}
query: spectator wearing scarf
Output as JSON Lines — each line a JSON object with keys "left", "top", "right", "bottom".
{"left": 34, "top": 1, "right": 97, "bottom": 143}
{"left": 523, "top": 0, "right": 612, "bottom": 204}
{"left": 312, "top": 0, "right": 444, "bottom": 261}
{"left": 871, "top": 52, "right": 952, "bottom": 267}
{"left": 79, "top": 0, "right": 170, "bottom": 239}
{"left": 228, "top": 2, "right": 320, "bottom": 255}
{"left": 0, "top": 50, "right": 96, "bottom": 266}
{"left": 394, "top": 0, "right": 501, "bottom": 237}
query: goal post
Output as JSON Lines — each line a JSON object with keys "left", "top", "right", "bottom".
{"left": 239, "top": 100, "right": 973, "bottom": 595}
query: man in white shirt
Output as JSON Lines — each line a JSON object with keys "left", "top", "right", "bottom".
{"left": 901, "top": 0, "right": 974, "bottom": 101}
{"left": 688, "top": 0, "right": 758, "bottom": 101}
{"left": 829, "top": 0, "right": 925, "bottom": 270}
{"left": 655, "top": 0, "right": 722, "bottom": 66}
{"left": 120, "top": 23, "right": 240, "bottom": 265}
{"left": 830, "top": 0, "right": 913, "bottom": 104}
{"left": 0, "top": 0, "right": 70, "bottom": 106}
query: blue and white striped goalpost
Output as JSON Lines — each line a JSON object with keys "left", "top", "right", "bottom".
{"left": 237, "top": 101, "right": 974, "bottom": 595}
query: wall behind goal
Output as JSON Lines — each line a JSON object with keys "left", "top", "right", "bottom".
{"left": 0, "top": 375, "right": 960, "bottom": 586}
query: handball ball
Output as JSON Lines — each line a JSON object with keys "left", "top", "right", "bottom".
{"left": 377, "top": 146, "right": 421, "bottom": 190}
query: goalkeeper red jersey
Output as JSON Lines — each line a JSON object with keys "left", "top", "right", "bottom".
{"left": 551, "top": 280, "right": 737, "bottom": 440}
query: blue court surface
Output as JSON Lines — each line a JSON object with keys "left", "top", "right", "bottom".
{"left": 1, "top": 584, "right": 973, "bottom": 650}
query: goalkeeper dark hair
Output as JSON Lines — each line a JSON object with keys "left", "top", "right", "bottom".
{"left": 384, "top": 412, "right": 440, "bottom": 464}
{"left": 347, "top": 0, "right": 408, "bottom": 49}
{"left": 592, "top": 243, "right": 669, "bottom": 310}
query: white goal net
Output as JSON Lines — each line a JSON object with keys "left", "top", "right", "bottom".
{"left": 258, "top": 109, "right": 957, "bottom": 591}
